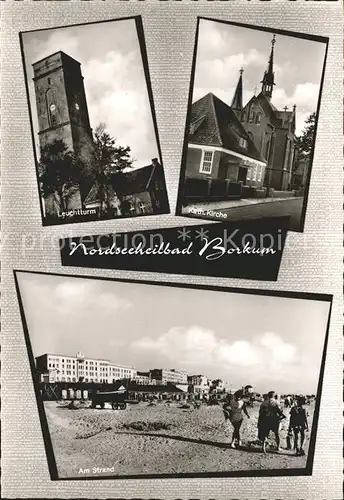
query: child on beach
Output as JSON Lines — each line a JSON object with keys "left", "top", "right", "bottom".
{"left": 223, "top": 390, "right": 250, "bottom": 449}
{"left": 288, "top": 395, "right": 308, "bottom": 456}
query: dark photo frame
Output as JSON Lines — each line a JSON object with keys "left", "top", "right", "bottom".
{"left": 19, "top": 16, "right": 170, "bottom": 226}
{"left": 14, "top": 269, "right": 332, "bottom": 480}
{"left": 175, "top": 17, "right": 329, "bottom": 232}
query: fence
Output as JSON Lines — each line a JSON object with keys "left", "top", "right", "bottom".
{"left": 183, "top": 177, "right": 242, "bottom": 203}
{"left": 39, "top": 381, "right": 123, "bottom": 401}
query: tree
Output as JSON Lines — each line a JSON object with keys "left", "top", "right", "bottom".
{"left": 38, "top": 140, "right": 85, "bottom": 213}
{"left": 92, "top": 123, "right": 134, "bottom": 215}
{"left": 295, "top": 112, "right": 316, "bottom": 160}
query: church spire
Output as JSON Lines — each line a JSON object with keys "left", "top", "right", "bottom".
{"left": 261, "top": 34, "right": 276, "bottom": 100}
{"left": 231, "top": 67, "right": 244, "bottom": 112}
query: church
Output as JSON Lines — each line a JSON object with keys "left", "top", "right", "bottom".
{"left": 234, "top": 34, "right": 297, "bottom": 193}
{"left": 182, "top": 34, "right": 297, "bottom": 206}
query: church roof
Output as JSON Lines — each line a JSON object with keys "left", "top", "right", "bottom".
{"left": 244, "top": 92, "right": 295, "bottom": 130}
{"left": 231, "top": 69, "right": 244, "bottom": 111}
{"left": 255, "top": 92, "right": 279, "bottom": 123}
{"left": 84, "top": 162, "right": 158, "bottom": 204}
{"left": 189, "top": 92, "right": 265, "bottom": 163}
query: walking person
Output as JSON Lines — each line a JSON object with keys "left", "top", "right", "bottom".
{"left": 269, "top": 391, "right": 286, "bottom": 451}
{"left": 258, "top": 391, "right": 286, "bottom": 453}
{"left": 223, "top": 390, "right": 250, "bottom": 449}
{"left": 257, "top": 393, "right": 271, "bottom": 453}
{"left": 289, "top": 395, "right": 309, "bottom": 456}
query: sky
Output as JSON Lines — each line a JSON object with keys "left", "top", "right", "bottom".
{"left": 193, "top": 19, "right": 327, "bottom": 136}
{"left": 16, "top": 272, "right": 330, "bottom": 395}
{"left": 21, "top": 18, "right": 159, "bottom": 167}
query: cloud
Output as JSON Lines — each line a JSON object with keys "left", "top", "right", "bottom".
{"left": 83, "top": 51, "right": 157, "bottom": 165}
{"left": 194, "top": 19, "right": 324, "bottom": 137}
{"left": 23, "top": 19, "right": 158, "bottom": 166}
{"left": 53, "top": 279, "right": 132, "bottom": 314}
{"left": 131, "top": 326, "right": 299, "bottom": 387}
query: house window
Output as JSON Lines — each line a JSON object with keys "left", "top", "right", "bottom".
{"left": 246, "top": 168, "right": 251, "bottom": 181}
{"left": 200, "top": 150, "right": 214, "bottom": 174}
{"left": 239, "top": 138, "right": 248, "bottom": 149}
{"left": 252, "top": 166, "right": 257, "bottom": 181}
{"left": 258, "top": 166, "right": 263, "bottom": 182}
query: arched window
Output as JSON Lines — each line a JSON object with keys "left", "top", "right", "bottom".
{"left": 265, "top": 139, "right": 270, "bottom": 161}
{"left": 255, "top": 113, "right": 261, "bottom": 124}
{"left": 49, "top": 104, "right": 57, "bottom": 127}
{"left": 46, "top": 89, "right": 58, "bottom": 128}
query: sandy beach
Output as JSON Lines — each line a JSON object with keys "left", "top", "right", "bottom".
{"left": 44, "top": 400, "right": 314, "bottom": 478}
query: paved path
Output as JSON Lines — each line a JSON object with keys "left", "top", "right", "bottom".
{"left": 183, "top": 197, "right": 304, "bottom": 232}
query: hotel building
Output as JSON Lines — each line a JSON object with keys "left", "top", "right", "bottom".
{"left": 35, "top": 352, "right": 137, "bottom": 383}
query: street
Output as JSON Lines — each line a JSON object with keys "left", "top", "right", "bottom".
{"left": 183, "top": 198, "right": 304, "bottom": 232}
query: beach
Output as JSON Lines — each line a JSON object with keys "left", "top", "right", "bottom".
{"left": 44, "top": 400, "right": 314, "bottom": 478}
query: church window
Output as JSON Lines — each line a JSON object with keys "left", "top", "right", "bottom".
{"left": 138, "top": 202, "right": 146, "bottom": 214}
{"left": 265, "top": 139, "right": 270, "bottom": 161}
{"left": 200, "top": 150, "right": 213, "bottom": 174}
{"left": 247, "top": 132, "right": 254, "bottom": 142}
{"left": 255, "top": 113, "right": 261, "bottom": 124}
{"left": 239, "top": 138, "right": 248, "bottom": 149}
{"left": 241, "top": 112, "right": 246, "bottom": 122}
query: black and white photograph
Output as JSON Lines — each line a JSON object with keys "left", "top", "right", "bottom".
{"left": 15, "top": 271, "right": 331, "bottom": 480}
{"left": 176, "top": 18, "right": 328, "bottom": 231}
{"left": 20, "top": 17, "right": 170, "bottom": 226}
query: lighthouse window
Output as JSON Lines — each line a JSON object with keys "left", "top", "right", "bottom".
{"left": 49, "top": 103, "right": 57, "bottom": 127}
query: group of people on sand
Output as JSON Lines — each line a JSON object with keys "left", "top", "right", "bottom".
{"left": 223, "top": 390, "right": 308, "bottom": 456}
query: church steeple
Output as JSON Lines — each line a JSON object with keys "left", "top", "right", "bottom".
{"left": 261, "top": 34, "right": 276, "bottom": 100}
{"left": 231, "top": 67, "right": 244, "bottom": 112}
